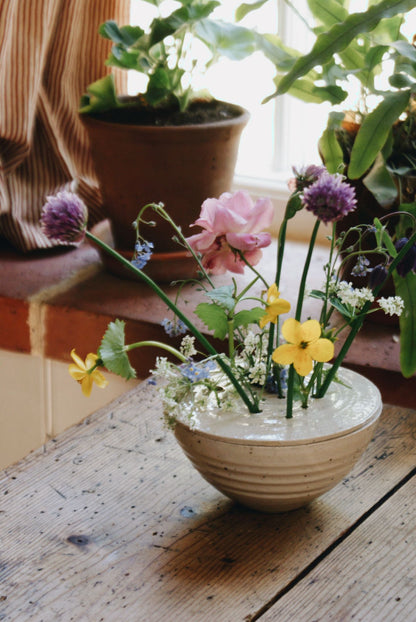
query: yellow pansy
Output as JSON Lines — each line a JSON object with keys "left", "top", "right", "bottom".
{"left": 259, "top": 284, "right": 291, "bottom": 329}
{"left": 68, "top": 349, "right": 109, "bottom": 396}
{"left": 272, "top": 318, "right": 334, "bottom": 376}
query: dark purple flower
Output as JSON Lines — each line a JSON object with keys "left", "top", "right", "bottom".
{"left": 395, "top": 238, "right": 416, "bottom": 277}
{"left": 41, "top": 191, "right": 87, "bottom": 244}
{"left": 369, "top": 264, "right": 388, "bottom": 289}
{"left": 288, "top": 165, "right": 326, "bottom": 193}
{"left": 302, "top": 172, "right": 357, "bottom": 224}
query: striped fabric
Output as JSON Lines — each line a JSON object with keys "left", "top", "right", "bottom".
{"left": 0, "top": 0, "right": 129, "bottom": 252}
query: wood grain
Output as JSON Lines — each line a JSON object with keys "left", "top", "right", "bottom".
{"left": 261, "top": 476, "right": 416, "bottom": 621}
{"left": 0, "top": 383, "right": 415, "bottom": 622}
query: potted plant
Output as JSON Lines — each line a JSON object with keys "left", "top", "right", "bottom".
{"left": 255, "top": 0, "right": 416, "bottom": 377}
{"left": 79, "top": 0, "right": 276, "bottom": 280}
{"left": 40, "top": 166, "right": 416, "bottom": 512}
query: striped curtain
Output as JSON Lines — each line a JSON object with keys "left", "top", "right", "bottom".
{"left": 0, "top": 0, "right": 129, "bottom": 252}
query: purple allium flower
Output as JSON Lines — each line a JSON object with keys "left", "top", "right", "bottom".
{"left": 395, "top": 238, "right": 416, "bottom": 277}
{"left": 161, "top": 317, "right": 187, "bottom": 337}
{"left": 131, "top": 240, "right": 154, "bottom": 270}
{"left": 181, "top": 360, "right": 216, "bottom": 382}
{"left": 302, "top": 172, "right": 357, "bottom": 224}
{"left": 40, "top": 191, "right": 88, "bottom": 244}
{"left": 288, "top": 165, "right": 326, "bottom": 193}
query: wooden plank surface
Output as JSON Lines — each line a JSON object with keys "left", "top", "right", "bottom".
{"left": 0, "top": 382, "right": 415, "bottom": 622}
{"left": 261, "top": 475, "right": 416, "bottom": 622}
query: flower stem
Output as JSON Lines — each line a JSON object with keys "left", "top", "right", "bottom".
{"left": 285, "top": 219, "right": 320, "bottom": 417}
{"left": 86, "top": 231, "right": 260, "bottom": 413}
{"left": 317, "top": 229, "right": 416, "bottom": 397}
{"left": 125, "top": 341, "right": 187, "bottom": 363}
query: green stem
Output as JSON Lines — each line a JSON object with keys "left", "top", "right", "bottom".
{"left": 295, "top": 220, "right": 321, "bottom": 320}
{"left": 86, "top": 232, "right": 260, "bottom": 413}
{"left": 317, "top": 229, "right": 416, "bottom": 397}
{"left": 125, "top": 341, "right": 187, "bottom": 363}
{"left": 285, "top": 219, "right": 320, "bottom": 418}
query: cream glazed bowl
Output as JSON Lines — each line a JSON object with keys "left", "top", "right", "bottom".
{"left": 173, "top": 367, "right": 382, "bottom": 513}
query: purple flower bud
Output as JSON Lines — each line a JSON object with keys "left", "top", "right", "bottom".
{"left": 395, "top": 238, "right": 416, "bottom": 277}
{"left": 302, "top": 172, "right": 357, "bottom": 224}
{"left": 369, "top": 264, "right": 388, "bottom": 289}
{"left": 41, "top": 191, "right": 88, "bottom": 245}
{"left": 288, "top": 165, "right": 326, "bottom": 193}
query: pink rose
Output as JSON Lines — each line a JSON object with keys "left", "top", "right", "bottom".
{"left": 186, "top": 191, "right": 274, "bottom": 275}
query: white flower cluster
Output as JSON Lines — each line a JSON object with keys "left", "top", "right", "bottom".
{"left": 235, "top": 331, "right": 268, "bottom": 386}
{"left": 180, "top": 335, "right": 197, "bottom": 358}
{"left": 377, "top": 296, "right": 404, "bottom": 317}
{"left": 335, "top": 281, "right": 374, "bottom": 310}
{"left": 150, "top": 356, "right": 240, "bottom": 429}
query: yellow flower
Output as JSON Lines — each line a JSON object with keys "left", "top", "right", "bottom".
{"left": 272, "top": 318, "right": 334, "bottom": 376}
{"left": 259, "top": 284, "right": 291, "bottom": 329}
{"left": 68, "top": 349, "right": 109, "bottom": 396}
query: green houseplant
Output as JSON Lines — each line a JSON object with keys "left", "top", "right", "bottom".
{"left": 40, "top": 167, "right": 416, "bottom": 511}
{"left": 250, "top": 0, "right": 416, "bottom": 377}
{"left": 79, "top": 0, "right": 278, "bottom": 280}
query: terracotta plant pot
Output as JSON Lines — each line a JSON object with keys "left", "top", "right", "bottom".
{"left": 81, "top": 101, "right": 249, "bottom": 281}
{"left": 173, "top": 367, "right": 382, "bottom": 513}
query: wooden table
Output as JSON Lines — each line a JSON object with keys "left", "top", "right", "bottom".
{"left": 1, "top": 382, "right": 415, "bottom": 621}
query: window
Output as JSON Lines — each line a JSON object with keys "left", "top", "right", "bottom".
{"left": 128, "top": 0, "right": 329, "bottom": 191}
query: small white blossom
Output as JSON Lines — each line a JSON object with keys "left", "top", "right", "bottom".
{"left": 336, "top": 281, "right": 374, "bottom": 310}
{"left": 248, "top": 361, "right": 267, "bottom": 386}
{"left": 180, "top": 335, "right": 197, "bottom": 358}
{"left": 378, "top": 296, "right": 404, "bottom": 317}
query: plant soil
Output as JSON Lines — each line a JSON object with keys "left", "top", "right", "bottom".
{"left": 87, "top": 98, "right": 243, "bottom": 127}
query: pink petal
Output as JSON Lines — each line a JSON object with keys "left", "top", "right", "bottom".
{"left": 186, "top": 231, "right": 217, "bottom": 252}
{"left": 243, "top": 197, "right": 274, "bottom": 232}
{"left": 226, "top": 232, "right": 271, "bottom": 251}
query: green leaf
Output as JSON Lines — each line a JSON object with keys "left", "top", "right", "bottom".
{"left": 195, "top": 19, "right": 257, "bottom": 60}
{"left": 205, "top": 285, "right": 235, "bottom": 312}
{"left": 194, "top": 303, "right": 229, "bottom": 340}
{"left": 266, "top": 0, "right": 416, "bottom": 100}
{"left": 329, "top": 297, "right": 353, "bottom": 319}
{"left": 99, "top": 320, "right": 137, "bottom": 381}
{"left": 307, "top": 0, "right": 348, "bottom": 26}
{"left": 236, "top": 0, "right": 269, "bottom": 22}
{"left": 348, "top": 89, "right": 411, "bottom": 179}
{"left": 393, "top": 271, "right": 416, "bottom": 377}
{"left": 99, "top": 21, "right": 144, "bottom": 46}
{"left": 319, "top": 128, "right": 345, "bottom": 173}
{"left": 362, "top": 153, "right": 398, "bottom": 207}
{"left": 234, "top": 307, "right": 265, "bottom": 329}
{"left": 79, "top": 75, "right": 119, "bottom": 114}
{"left": 389, "top": 73, "right": 416, "bottom": 88}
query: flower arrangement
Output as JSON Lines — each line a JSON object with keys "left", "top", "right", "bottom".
{"left": 41, "top": 167, "right": 416, "bottom": 421}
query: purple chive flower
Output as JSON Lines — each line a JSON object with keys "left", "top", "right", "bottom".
{"left": 181, "top": 360, "right": 216, "bottom": 382}
{"left": 40, "top": 191, "right": 88, "bottom": 244}
{"left": 288, "top": 164, "right": 326, "bottom": 193}
{"left": 131, "top": 240, "right": 154, "bottom": 270}
{"left": 161, "top": 317, "right": 187, "bottom": 337}
{"left": 302, "top": 172, "right": 357, "bottom": 224}
{"left": 395, "top": 238, "right": 416, "bottom": 277}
